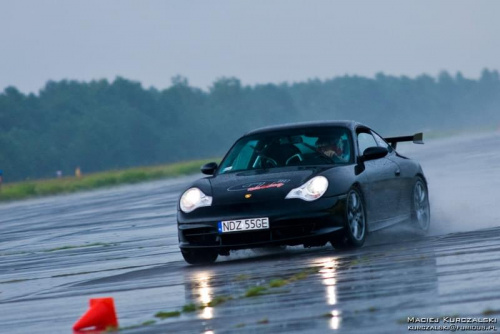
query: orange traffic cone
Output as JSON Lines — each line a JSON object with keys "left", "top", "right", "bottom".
{"left": 73, "top": 297, "right": 119, "bottom": 332}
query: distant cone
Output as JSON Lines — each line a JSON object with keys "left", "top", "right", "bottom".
{"left": 73, "top": 297, "right": 119, "bottom": 331}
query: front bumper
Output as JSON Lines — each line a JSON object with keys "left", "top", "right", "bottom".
{"left": 177, "top": 195, "right": 347, "bottom": 250}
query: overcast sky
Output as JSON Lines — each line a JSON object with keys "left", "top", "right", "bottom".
{"left": 1, "top": 0, "right": 499, "bottom": 93}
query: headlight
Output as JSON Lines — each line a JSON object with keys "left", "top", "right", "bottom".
{"left": 285, "top": 176, "right": 329, "bottom": 201}
{"left": 180, "top": 187, "right": 213, "bottom": 213}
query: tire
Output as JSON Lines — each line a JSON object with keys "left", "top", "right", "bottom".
{"left": 330, "top": 187, "right": 367, "bottom": 249}
{"left": 411, "top": 177, "right": 431, "bottom": 232}
{"left": 181, "top": 248, "right": 218, "bottom": 265}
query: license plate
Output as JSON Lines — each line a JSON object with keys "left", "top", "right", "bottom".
{"left": 218, "top": 217, "right": 269, "bottom": 233}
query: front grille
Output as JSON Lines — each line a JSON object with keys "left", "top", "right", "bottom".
{"left": 181, "top": 216, "right": 337, "bottom": 247}
{"left": 221, "top": 230, "right": 272, "bottom": 246}
{"left": 273, "top": 218, "right": 330, "bottom": 239}
{"left": 274, "top": 225, "right": 313, "bottom": 239}
{"left": 183, "top": 227, "right": 218, "bottom": 245}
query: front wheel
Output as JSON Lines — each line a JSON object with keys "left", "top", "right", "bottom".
{"left": 330, "top": 187, "right": 367, "bottom": 249}
{"left": 411, "top": 177, "right": 430, "bottom": 232}
{"left": 181, "top": 248, "right": 219, "bottom": 265}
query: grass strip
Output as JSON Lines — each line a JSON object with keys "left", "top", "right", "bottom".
{"left": 268, "top": 279, "right": 288, "bottom": 288}
{"left": 244, "top": 286, "right": 267, "bottom": 297}
{"left": 207, "top": 295, "right": 232, "bottom": 307}
{"left": 483, "top": 309, "right": 500, "bottom": 316}
{"left": 0, "top": 158, "right": 216, "bottom": 202}
{"left": 181, "top": 303, "right": 198, "bottom": 313}
{"left": 154, "top": 311, "right": 181, "bottom": 319}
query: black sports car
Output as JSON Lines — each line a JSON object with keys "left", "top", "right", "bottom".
{"left": 177, "top": 121, "right": 430, "bottom": 264}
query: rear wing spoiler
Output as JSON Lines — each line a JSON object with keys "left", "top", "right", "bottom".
{"left": 384, "top": 132, "right": 424, "bottom": 149}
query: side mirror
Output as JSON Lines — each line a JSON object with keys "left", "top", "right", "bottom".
{"left": 201, "top": 162, "right": 218, "bottom": 175}
{"left": 361, "top": 146, "right": 388, "bottom": 162}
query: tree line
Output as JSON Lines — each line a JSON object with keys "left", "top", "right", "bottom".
{"left": 1, "top": 70, "right": 499, "bottom": 182}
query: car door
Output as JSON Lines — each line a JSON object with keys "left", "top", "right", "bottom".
{"left": 356, "top": 129, "right": 401, "bottom": 224}
{"left": 387, "top": 154, "right": 415, "bottom": 215}
{"left": 370, "top": 130, "right": 407, "bottom": 216}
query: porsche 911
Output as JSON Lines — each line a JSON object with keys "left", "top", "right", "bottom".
{"left": 177, "top": 121, "right": 430, "bottom": 264}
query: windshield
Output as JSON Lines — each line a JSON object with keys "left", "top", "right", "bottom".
{"left": 218, "top": 126, "right": 353, "bottom": 174}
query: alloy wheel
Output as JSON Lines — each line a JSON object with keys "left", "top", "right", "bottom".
{"left": 347, "top": 189, "right": 366, "bottom": 241}
{"left": 413, "top": 180, "right": 430, "bottom": 231}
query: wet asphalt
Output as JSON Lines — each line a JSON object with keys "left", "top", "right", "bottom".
{"left": 1, "top": 132, "right": 500, "bottom": 334}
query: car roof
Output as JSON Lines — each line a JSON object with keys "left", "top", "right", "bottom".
{"left": 244, "top": 120, "right": 365, "bottom": 136}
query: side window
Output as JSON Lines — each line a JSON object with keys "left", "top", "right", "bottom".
{"left": 357, "top": 132, "right": 377, "bottom": 155}
{"left": 371, "top": 131, "right": 393, "bottom": 153}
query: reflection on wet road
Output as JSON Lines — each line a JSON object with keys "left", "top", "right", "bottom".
{"left": 1, "top": 132, "right": 500, "bottom": 333}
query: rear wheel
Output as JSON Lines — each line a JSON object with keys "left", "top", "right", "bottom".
{"left": 330, "top": 187, "right": 367, "bottom": 249}
{"left": 411, "top": 177, "right": 430, "bottom": 232}
{"left": 181, "top": 248, "right": 218, "bottom": 265}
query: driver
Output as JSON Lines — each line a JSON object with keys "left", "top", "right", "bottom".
{"left": 316, "top": 135, "right": 348, "bottom": 162}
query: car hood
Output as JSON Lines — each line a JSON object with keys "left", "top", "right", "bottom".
{"left": 209, "top": 167, "right": 330, "bottom": 205}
